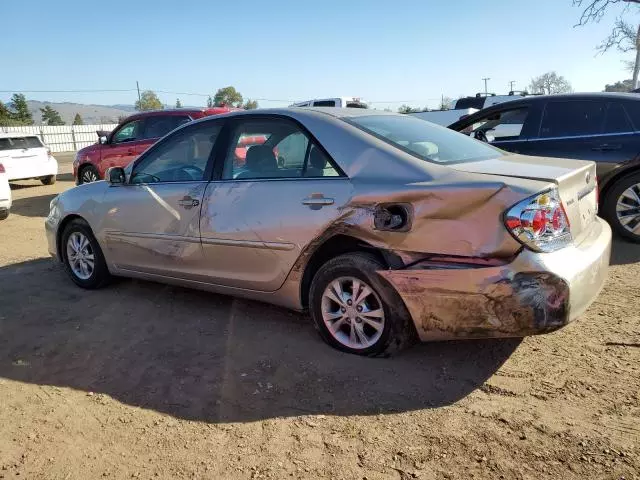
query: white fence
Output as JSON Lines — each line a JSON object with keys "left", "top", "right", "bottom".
{"left": 0, "top": 124, "right": 118, "bottom": 153}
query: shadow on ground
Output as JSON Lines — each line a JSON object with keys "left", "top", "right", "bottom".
{"left": 610, "top": 237, "right": 640, "bottom": 266}
{"left": 0, "top": 258, "right": 520, "bottom": 423}
{"left": 9, "top": 194, "right": 58, "bottom": 217}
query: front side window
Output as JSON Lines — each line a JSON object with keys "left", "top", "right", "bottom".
{"left": 143, "top": 115, "right": 191, "bottom": 140}
{"left": 222, "top": 119, "right": 340, "bottom": 180}
{"left": 464, "top": 108, "right": 529, "bottom": 142}
{"left": 130, "top": 123, "right": 220, "bottom": 184}
{"left": 539, "top": 101, "right": 605, "bottom": 138}
{"left": 346, "top": 114, "right": 503, "bottom": 164}
{"left": 112, "top": 120, "right": 144, "bottom": 144}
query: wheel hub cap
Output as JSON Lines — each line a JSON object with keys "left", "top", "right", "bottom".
{"left": 66, "top": 232, "right": 95, "bottom": 280}
{"left": 616, "top": 183, "right": 640, "bottom": 234}
{"left": 320, "top": 276, "right": 385, "bottom": 350}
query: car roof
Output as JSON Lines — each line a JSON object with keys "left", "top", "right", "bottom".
{"left": 123, "top": 107, "right": 239, "bottom": 121}
{"left": 0, "top": 132, "right": 40, "bottom": 139}
{"left": 471, "top": 92, "right": 640, "bottom": 107}
{"left": 193, "top": 107, "right": 397, "bottom": 122}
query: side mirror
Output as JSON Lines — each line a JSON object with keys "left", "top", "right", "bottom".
{"left": 106, "top": 167, "right": 126, "bottom": 185}
{"left": 99, "top": 136, "right": 108, "bottom": 145}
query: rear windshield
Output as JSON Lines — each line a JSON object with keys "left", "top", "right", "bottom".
{"left": 345, "top": 102, "right": 368, "bottom": 109}
{"left": 0, "top": 136, "right": 43, "bottom": 150}
{"left": 345, "top": 114, "right": 503, "bottom": 164}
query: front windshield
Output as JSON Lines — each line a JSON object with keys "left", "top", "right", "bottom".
{"left": 346, "top": 114, "right": 503, "bottom": 164}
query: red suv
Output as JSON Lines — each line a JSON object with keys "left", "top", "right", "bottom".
{"left": 73, "top": 107, "right": 237, "bottom": 184}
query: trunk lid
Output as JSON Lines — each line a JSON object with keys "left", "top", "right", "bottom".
{"left": 449, "top": 154, "right": 598, "bottom": 241}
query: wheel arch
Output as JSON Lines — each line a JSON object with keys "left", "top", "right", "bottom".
{"left": 298, "top": 234, "right": 401, "bottom": 309}
{"left": 56, "top": 214, "right": 89, "bottom": 259}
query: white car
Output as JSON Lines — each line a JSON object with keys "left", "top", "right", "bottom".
{"left": 0, "top": 158, "right": 11, "bottom": 220}
{"left": 0, "top": 133, "right": 58, "bottom": 185}
{"left": 290, "top": 97, "right": 368, "bottom": 108}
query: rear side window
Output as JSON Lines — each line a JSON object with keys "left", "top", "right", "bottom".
{"left": 540, "top": 101, "right": 605, "bottom": 138}
{"left": 603, "top": 103, "right": 633, "bottom": 134}
{"left": 312, "top": 100, "right": 337, "bottom": 107}
{"left": 465, "top": 108, "right": 529, "bottom": 142}
{"left": 454, "top": 97, "right": 486, "bottom": 110}
{"left": 622, "top": 101, "right": 640, "bottom": 131}
{"left": 143, "top": 115, "right": 191, "bottom": 139}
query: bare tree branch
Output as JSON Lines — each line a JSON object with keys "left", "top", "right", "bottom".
{"left": 598, "top": 18, "right": 637, "bottom": 52}
{"left": 573, "top": 0, "right": 640, "bottom": 26}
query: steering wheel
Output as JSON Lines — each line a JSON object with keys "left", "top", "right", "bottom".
{"left": 474, "top": 130, "right": 489, "bottom": 143}
{"left": 179, "top": 165, "right": 204, "bottom": 180}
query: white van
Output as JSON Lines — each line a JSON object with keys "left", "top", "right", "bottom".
{"left": 0, "top": 133, "right": 58, "bottom": 185}
{"left": 290, "top": 97, "right": 368, "bottom": 108}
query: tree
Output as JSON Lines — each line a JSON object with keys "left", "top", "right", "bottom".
{"left": 9, "top": 93, "right": 33, "bottom": 125}
{"left": 0, "top": 101, "right": 13, "bottom": 126}
{"left": 175, "top": 98, "right": 182, "bottom": 108}
{"left": 72, "top": 113, "right": 84, "bottom": 125}
{"left": 243, "top": 99, "right": 259, "bottom": 110}
{"left": 574, "top": 0, "right": 640, "bottom": 88}
{"left": 213, "top": 86, "right": 243, "bottom": 107}
{"left": 40, "top": 105, "right": 65, "bottom": 126}
{"left": 135, "top": 90, "right": 163, "bottom": 111}
{"left": 529, "top": 71, "right": 573, "bottom": 94}
{"left": 398, "top": 104, "right": 421, "bottom": 114}
{"left": 206, "top": 96, "right": 214, "bottom": 108}
{"left": 604, "top": 79, "right": 635, "bottom": 91}
{"left": 439, "top": 96, "right": 454, "bottom": 110}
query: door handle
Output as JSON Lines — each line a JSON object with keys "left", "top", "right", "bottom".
{"left": 302, "top": 196, "right": 334, "bottom": 207}
{"left": 592, "top": 144, "right": 622, "bottom": 151}
{"left": 178, "top": 196, "right": 200, "bottom": 209}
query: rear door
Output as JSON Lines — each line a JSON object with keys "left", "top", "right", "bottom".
{"left": 199, "top": 115, "right": 352, "bottom": 291}
{"left": 528, "top": 100, "right": 607, "bottom": 167}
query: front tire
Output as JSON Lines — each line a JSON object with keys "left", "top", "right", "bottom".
{"left": 78, "top": 165, "right": 100, "bottom": 184}
{"left": 61, "top": 219, "right": 111, "bottom": 289}
{"left": 309, "top": 252, "right": 416, "bottom": 356}
{"left": 602, "top": 172, "right": 640, "bottom": 243}
{"left": 0, "top": 209, "right": 8, "bottom": 220}
{"left": 41, "top": 175, "right": 56, "bottom": 185}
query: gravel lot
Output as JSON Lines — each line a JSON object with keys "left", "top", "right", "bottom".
{"left": 0, "top": 153, "right": 638, "bottom": 479}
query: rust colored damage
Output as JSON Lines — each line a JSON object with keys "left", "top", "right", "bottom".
{"left": 378, "top": 268, "right": 569, "bottom": 341}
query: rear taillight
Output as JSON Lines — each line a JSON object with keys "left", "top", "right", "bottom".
{"left": 504, "top": 188, "right": 572, "bottom": 253}
{"left": 0, "top": 163, "right": 4, "bottom": 173}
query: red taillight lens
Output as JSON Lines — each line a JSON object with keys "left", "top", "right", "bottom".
{"left": 0, "top": 163, "right": 5, "bottom": 173}
{"left": 504, "top": 188, "right": 572, "bottom": 253}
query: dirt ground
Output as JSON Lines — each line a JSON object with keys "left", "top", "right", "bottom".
{"left": 0, "top": 153, "right": 638, "bottom": 480}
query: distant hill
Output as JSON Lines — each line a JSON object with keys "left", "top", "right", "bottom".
{"left": 26, "top": 101, "right": 134, "bottom": 125}
{"left": 25, "top": 101, "right": 203, "bottom": 125}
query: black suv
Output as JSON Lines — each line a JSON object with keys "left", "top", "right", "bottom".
{"left": 449, "top": 93, "right": 640, "bottom": 242}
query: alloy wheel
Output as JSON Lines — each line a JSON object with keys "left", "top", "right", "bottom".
{"left": 616, "top": 183, "right": 640, "bottom": 234}
{"left": 320, "top": 276, "right": 385, "bottom": 349}
{"left": 81, "top": 168, "right": 99, "bottom": 183}
{"left": 66, "top": 231, "right": 95, "bottom": 280}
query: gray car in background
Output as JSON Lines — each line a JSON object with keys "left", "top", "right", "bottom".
{"left": 45, "top": 108, "right": 611, "bottom": 356}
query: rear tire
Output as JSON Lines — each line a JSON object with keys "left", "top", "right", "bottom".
{"left": 602, "top": 172, "right": 640, "bottom": 243}
{"left": 309, "top": 252, "right": 416, "bottom": 357}
{"left": 78, "top": 165, "right": 100, "bottom": 184}
{"left": 0, "top": 209, "right": 8, "bottom": 220}
{"left": 61, "top": 219, "right": 111, "bottom": 289}
{"left": 41, "top": 175, "right": 56, "bottom": 185}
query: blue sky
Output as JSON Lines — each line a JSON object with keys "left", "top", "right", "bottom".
{"left": 2, "top": 0, "right": 636, "bottom": 110}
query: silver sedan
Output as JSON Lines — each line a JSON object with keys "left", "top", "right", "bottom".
{"left": 45, "top": 108, "right": 612, "bottom": 356}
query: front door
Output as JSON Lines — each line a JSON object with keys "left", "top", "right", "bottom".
{"left": 100, "top": 118, "right": 151, "bottom": 176}
{"left": 101, "top": 121, "right": 222, "bottom": 278}
{"left": 199, "top": 116, "right": 353, "bottom": 291}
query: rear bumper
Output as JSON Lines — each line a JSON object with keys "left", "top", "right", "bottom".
{"left": 379, "top": 217, "right": 612, "bottom": 341}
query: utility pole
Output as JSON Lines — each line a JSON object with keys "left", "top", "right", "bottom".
{"left": 482, "top": 77, "right": 491, "bottom": 95}
{"left": 136, "top": 81, "right": 141, "bottom": 105}
{"left": 509, "top": 80, "right": 516, "bottom": 92}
